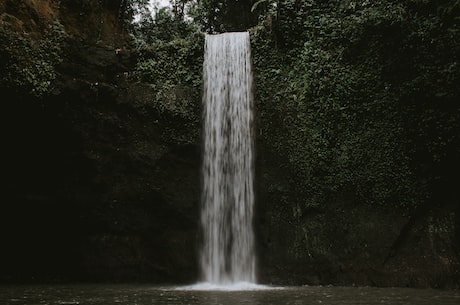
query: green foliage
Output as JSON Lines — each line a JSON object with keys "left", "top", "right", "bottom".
{"left": 0, "top": 20, "right": 67, "bottom": 97}
{"left": 194, "top": 0, "right": 259, "bottom": 32}
{"left": 132, "top": 4, "right": 203, "bottom": 109}
{"left": 134, "top": 31, "right": 203, "bottom": 116}
{"left": 129, "top": 6, "right": 204, "bottom": 144}
{"left": 133, "top": 8, "right": 199, "bottom": 45}
{"left": 252, "top": 0, "right": 460, "bottom": 211}
{"left": 125, "top": 0, "right": 459, "bottom": 209}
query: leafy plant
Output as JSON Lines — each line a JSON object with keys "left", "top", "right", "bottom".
{"left": 0, "top": 20, "right": 67, "bottom": 97}
{"left": 252, "top": 0, "right": 459, "bottom": 212}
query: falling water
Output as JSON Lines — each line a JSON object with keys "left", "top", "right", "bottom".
{"left": 200, "top": 32, "right": 255, "bottom": 285}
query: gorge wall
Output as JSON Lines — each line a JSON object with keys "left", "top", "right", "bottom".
{"left": 1, "top": 0, "right": 459, "bottom": 288}
{"left": 1, "top": 0, "right": 200, "bottom": 283}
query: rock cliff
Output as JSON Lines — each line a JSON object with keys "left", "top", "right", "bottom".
{"left": 1, "top": 0, "right": 458, "bottom": 288}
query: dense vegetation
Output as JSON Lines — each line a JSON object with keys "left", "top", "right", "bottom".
{"left": 0, "top": 20, "right": 67, "bottom": 96}
{"left": 1, "top": 0, "right": 458, "bottom": 228}
{"left": 3, "top": 0, "right": 456, "bottom": 212}
{"left": 130, "top": 0, "right": 459, "bottom": 215}
{"left": 252, "top": 0, "right": 460, "bottom": 214}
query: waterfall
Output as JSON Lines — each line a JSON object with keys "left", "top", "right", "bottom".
{"left": 200, "top": 32, "right": 256, "bottom": 284}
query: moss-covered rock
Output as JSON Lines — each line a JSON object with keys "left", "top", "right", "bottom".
{"left": 1, "top": 0, "right": 458, "bottom": 289}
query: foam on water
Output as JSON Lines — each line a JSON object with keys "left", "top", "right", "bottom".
{"left": 176, "top": 282, "right": 277, "bottom": 291}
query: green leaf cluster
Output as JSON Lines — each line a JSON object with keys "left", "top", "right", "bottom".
{"left": 133, "top": 31, "right": 203, "bottom": 117}
{"left": 129, "top": 7, "right": 204, "bottom": 144}
{"left": 0, "top": 20, "right": 67, "bottom": 97}
{"left": 252, "top": 0, "right": 459, "bottom": 211}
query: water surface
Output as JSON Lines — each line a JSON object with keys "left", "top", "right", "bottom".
{"left": 1, "top": 284, "right": 459, "bottom": 305}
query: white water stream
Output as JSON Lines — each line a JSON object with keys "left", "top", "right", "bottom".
{"left": 200, "top": 32, "right": 256, "bottom": 286}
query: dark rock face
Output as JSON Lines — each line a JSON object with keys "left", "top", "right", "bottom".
{"left": 255, "top": 139, "right": 460, "bottom": 288}
{"left": 1, "top": 51, "right": 201, "bottom": 283}
{"left": 1, "top": 0, "right": 459, "bottom": 289}
{"left": 0, "top": 1, "right": 201, "bottom": 282}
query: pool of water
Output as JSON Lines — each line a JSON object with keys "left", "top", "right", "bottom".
{"left": 1, "top": 284, "right": 459, "bottom": 305}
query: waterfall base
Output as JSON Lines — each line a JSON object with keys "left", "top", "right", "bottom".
{"left": 176, "top": 282, "right": 274, "bottom": 291}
